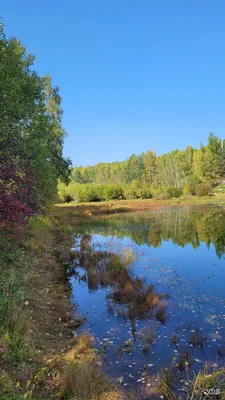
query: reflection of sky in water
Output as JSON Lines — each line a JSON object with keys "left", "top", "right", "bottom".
{"left": 70, "top": 208, "right": 225, "bottom": 391}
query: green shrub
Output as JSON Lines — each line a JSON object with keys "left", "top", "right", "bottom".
{"left": 95, "top": 185, "right": 106, "bottom": 201}
{"left": 2, "top": 329, "right": 30, "bottom": 363}
{"left": 58, "top": 181, "right": 68, "bottom": 203}
{"left": 77, "top": 185, "right": 101, "bottom": 202}
{"left": 139, "top": 188, "right": 153, "bottom": 199}
{"left": 166, "top": 187, "right": 182, "bottom": 198}
{"left": 186, "top": 176, "right": 201, "bottom": 195}
{"left": 196, "top": 182, "right": 212, "bottom": 196}
{"left": 103, "top": 184, "right": 124, "bottom": 200}
{"left": 124, "top": 187, "right": 139, "bottom": 199}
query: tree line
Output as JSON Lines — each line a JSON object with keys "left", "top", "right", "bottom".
{"left": 0, "top": 23, "right": 70, "bottom": 237}
{"left": 59, "top": 134, "right": 225, "bottom": 202}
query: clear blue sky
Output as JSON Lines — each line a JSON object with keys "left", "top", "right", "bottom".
{"left": 2, "top": 1, "right": 225, "bottom": 166}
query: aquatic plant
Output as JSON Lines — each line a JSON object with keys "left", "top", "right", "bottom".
{"left": 148, "top": 326, "right": 155, "bottom": 344}
{"left": 172, "top": 351, "right": 192, "bottom": 373}
{"left": 155, "top": 301, "right": 167, "bottom": 324}
{"left": 157, "top": 363, "right": 225, "bottom": 399}
{"left": 158, "top": 368, "right": 175, "bottom": 399}
{"left": 170, "top": 330, "right": 179, "bottom": 345}
{"left": 189, "top": 329, "right": 206, "bottom": 348}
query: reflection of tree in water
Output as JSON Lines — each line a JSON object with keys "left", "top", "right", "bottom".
{"left": 148, "top": 224, "right": 162, "bottom": 248}
{"left": 78, "top": 206, "right": 225, "bottom": 258}
{"left": 76, "top": 234, "right": 167, "bottom": 334}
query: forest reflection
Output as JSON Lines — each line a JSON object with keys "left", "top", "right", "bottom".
{"left": 78, "top": 206, "right": 225, "bottom": 258}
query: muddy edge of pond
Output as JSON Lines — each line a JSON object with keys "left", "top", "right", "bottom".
{"left": 56, "top": 194, "right": 225, "bottom": 214}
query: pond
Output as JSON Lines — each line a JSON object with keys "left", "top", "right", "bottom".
{"left": 69, "top": 205, "right": 225, "bottom": 397}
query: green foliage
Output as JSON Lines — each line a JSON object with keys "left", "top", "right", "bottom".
{"left": 27, "top": 216, "right": 52, "bottom": 232}
{"left": 186, "top": 175, "right": 201, "bottom": 194}
{"left": 166, "top": 187, "right": 183, "bottom": 198}
{"left": 77, "top": 185, "right": 102, "bottom": 202}
{"left": 138, "top": 188, "right": 153, "bottom": 199}
{"left": 214, "top": 184, "right": 225, "bottom": 193}
{"left": 103, "top": 184, "right": 124, "bottom": 200}
{"left": 156, "top": 146, "right": 194, "bottom": 189}
{"left": 196, "top": 182, "right": 212, "bottom": 196}
{"left": 2, "top": 329, "right": 29, "bottom": 363}
{"left": 0, "top": 240, "right": 29, "bottom": 329}
{"left": 124, "top": 187, "right": 139, "bottom": 199}
{"left": 68, "top": 134, "right": 225, "bottom": 202}
{"left": 0, "top": 23, "right": 70, "bottom": 212}
{"left": 58, "top": 183, "right": 126, "bottom": 202}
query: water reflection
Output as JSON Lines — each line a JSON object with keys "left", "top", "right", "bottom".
{"left": 70, "top": 206, "right": 225, "bottom": 395}
{"left": 77, "top": 206, "right": 225, "bottom": 258}
{"left": 74, "top": 233, "right": 168, "bottom": 335}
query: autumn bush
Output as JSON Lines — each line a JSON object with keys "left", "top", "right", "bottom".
{"left": 196, "top": 182, "right": 212, "bottom": 196}
{"left": 183, "top": 184, "right": 191, "bottom": 195}
{"left": 0, "top": 158, "right": 34, "bottom": 238}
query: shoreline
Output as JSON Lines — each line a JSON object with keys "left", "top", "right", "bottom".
{"left": 2, "top": 198, "right": 225, "bottom": 399}
{"left": 0, "top": 211, "right": 125, "bottom": 399}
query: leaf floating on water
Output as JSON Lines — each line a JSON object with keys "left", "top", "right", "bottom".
{"left": 193, "top": 358, "right": 202, "bottom": 363}
{"left": 117, "top": 376, "right": 124, "bottom": 384}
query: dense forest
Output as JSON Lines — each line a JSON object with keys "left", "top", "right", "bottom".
{"left": 59, "top": 134, "right": 225, "bottom": 202}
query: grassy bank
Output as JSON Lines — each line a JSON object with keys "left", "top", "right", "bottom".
{"left": 56, "top": 192, "right": 225, "bottom": 214}
{"left": 1, "top": 199, "right": 225, "bottom": 399}
{"left": 0, "top": 211, "right": 125, "bottom": 400}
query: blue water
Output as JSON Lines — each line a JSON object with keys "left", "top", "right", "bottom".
{"left": 70, "top": 206, "right": 225, "bottom": 393}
